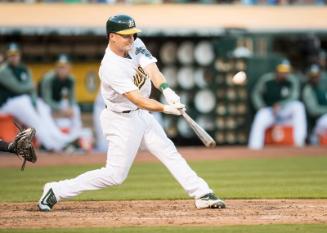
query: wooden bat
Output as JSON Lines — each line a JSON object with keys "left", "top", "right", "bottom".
{"left": 180, "top": 110, "right": 216, "bottom": 147}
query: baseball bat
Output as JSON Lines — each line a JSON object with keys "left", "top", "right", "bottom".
{"left": 180, "top": 110, "right": 216, "bottom": 148}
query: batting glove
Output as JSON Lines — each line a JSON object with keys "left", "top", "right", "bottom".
{"left": 162, "top": 88, "right": 181, "bottom": 105}
{"left": 163, "top": 103, "right": 185, "bottom": 116}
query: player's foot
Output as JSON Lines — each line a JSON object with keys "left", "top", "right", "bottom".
{"left": 38, "top": 182, "right": 58, "bottom": 211}
{"left": 195, "top": 193, "right": 226, "bottom": 209}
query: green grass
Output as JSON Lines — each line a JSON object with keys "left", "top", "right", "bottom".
{"left": 0, "top": 156, "right": 327, "bottom": 202}
{"left": 1, "top": 225, "right": 326, "bottom": 233}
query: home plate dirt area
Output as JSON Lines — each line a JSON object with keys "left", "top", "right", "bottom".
{"left": 0, "top": 147, "right": 327, "bottom": 228}
{"left": 0, "top": 199, "right": 327, "bottom": 228}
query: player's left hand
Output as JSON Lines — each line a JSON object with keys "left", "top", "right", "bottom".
{"left": 162, "top": 88, "right": 181, "bottom": 105}
{"left": 163, "top": 103, "right": 186, "bottom": 116}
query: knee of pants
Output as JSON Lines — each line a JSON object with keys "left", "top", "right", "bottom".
{"left": 288, "top": 101, "right": 305, "bottom": 112}
{"left": 253, "top": 109, "right": 273, "bottom": 127}
{"left": 10, "top": 95, "right": 31, "bottom": 109}
{"left": 316, "top": 115, "right": 327, "bottom": 129}
{"left": 102, "top": 167, "right": 129, "bottom": 186}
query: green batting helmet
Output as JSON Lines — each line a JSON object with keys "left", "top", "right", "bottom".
{"left": 106, "top": 14, "right": 141, "bottom": 36}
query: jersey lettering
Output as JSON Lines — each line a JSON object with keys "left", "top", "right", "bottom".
{"left": 133, "top": 66, "right": 147, "bottom": 89}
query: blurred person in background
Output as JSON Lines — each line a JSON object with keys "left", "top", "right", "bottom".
{"left": 93, "top": 91, "right": 108, "bottom": 152}
{"left": 318, "top": 50, "right": 326, "bottom": 69}
{"left": 248, "top": 59, "right": 307, "bottom": 150}
{"left": 302, "top": 64, "right": 327, "bottom": 145}
{"left": 0, "top": 43, "right": 78, "bottom": 151}
{"left": 39, "top": 54, "right": 82, "bottom": 140}
{"left": 0, "top": 52, "right": 5, "bottom": 65}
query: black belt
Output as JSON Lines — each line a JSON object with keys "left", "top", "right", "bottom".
{"left": 122, "top": 110, "right": 132, "bottom": 113}
{"left": 106, "top": 105, "right": 138, "bottom": 113}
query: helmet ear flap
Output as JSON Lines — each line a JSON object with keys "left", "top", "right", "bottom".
{"left": 133, "top": 34, "right": 138, "bottom": 40}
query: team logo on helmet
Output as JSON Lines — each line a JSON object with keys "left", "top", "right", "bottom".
{"left": 128, "top": 20, "right": 135, "bottom": 28}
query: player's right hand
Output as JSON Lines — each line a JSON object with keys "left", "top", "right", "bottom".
{"left": 162, "top": 88, "right": 181, "bottom": 105}
{"left": 163, "top": 103, "right": 185, "bottom": 116}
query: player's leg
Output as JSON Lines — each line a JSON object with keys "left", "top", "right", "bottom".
{"left": 248, "top": 107, "right": 275, "bottom": 149}
{"left": 1, "top": 95, "right": 64, "bottom": 151}
{"left": 35, "top": 98, "right": 80, "bottom": 145}
{"left": 69, "top": 104, "right": 83, "bottom": 137}
{"left": 312, "top": 113, "right": 327, "bottom": 144}
{"left": 141, "top": 111, "right": 224, "bottom": 208}
{"left": 93, "top": 105, "right": 108, "bottom": 152}
{"left": 279, "top": 101, "right": 307, "bottom": 147}
{"left": 93, "top": 92, "right": 108, "bottom": 152}
{"left": 38, "top": 110, "right": 144, "bottom": 211}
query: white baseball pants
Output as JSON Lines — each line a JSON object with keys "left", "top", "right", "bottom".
{"left": 0, "top": 95, "right": 78, "bottom": 151}
{"left": 92, "top": 92, "right": 108, "bottom": 152}
{"left": 248, "top": 100, "right": 307, "bottom": 150}
{"left": 311, "top": 113, "right": 327, "bottom": 144}
{"left": 54, "top": 104, "right": 82, "bottom": 140}
{"left": 52, "top": 109, "right": 213, "bottom": 200}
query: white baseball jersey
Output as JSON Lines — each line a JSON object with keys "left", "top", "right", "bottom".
{"left": 99, "top": 38, "right": 157, "bottom": 113}
{"left": 48, "top": 37, "right": 214, "bottom": 203}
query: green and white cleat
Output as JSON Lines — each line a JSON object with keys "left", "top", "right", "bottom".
{"left": 195, "top": 193, "right": 226, "bottom": 209}
{"left": 38, "top": 182, "right": 58, "bottom": 211}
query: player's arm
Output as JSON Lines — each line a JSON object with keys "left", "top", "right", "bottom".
{"left": 124, "top": 90, "right": 182, "bottom": 115}
{"left": 41, "top": 74, "right": 61, "bottom": 111}
{"left": 0, "top": 66, "right": 34, "bottom": 93}
{"left": 143, "top": 63, "right": 166, "bottom": 89}
{"left": 144, "top": 63, "right": 181, "bottom": 105}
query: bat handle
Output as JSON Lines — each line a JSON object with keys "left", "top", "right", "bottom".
{"left": 179, "top": 108, "right": 187, "bottom": 116}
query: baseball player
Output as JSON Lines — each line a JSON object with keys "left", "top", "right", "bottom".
{"left": 302, "top": 64, "right": 327, "bottom": 144}
{"left": 38, "top": 14, "right": 226, "bottom": 211}
{"left": 248, "top": 60, "right": 307, "bottom": 149}
{"left": 39, "top": 54, "right": 82, "bottom": 139}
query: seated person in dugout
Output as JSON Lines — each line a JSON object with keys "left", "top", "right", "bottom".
{"left": 39, "top": 54, "right": 82, "bottom": 139}
{"left": 93, "top": 91, "right": 108, "bottom": 152}
{"left": 302, "top": 64, "right": 327, "bottom": 145}
{"left": 0, "top": 43, "right": 79, "bottom": 151}
{"left": 248, "top": 59, "right": 307, "bottom": 150}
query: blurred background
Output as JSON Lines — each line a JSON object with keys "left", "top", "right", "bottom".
{"left": 0, "top": 2, "right": 327, "bottom": 152}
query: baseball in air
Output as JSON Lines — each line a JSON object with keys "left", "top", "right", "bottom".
{"left": 232, "top": 71, "right": 247, "bottom": 85}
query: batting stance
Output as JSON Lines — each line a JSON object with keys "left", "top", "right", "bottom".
{"left": 38, "top": 14, "right": 225, "bottom": 211}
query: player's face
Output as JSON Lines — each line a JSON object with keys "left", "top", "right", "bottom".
{"left": 56, "top": 64, "right": 71, "bottom": 79}
{"left": 112, "top": 33, "right": 135, "bottom": 52}
{"left": 309, "top": 73, "right": 320, "bottom": 84}
{"left": 7, "top": 53, "right": 21, "bottom": 66}
{"left": 276, "top": 71, "right": 288, "bottom": 81}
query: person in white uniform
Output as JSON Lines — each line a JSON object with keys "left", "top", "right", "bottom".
{"left": 93, "top": 91, "right": 108, "bottom": 152}
{"left": 39, "top": 54, "right": 82, "bottom": 140}
{"left": 38, "top": 14, "right": 225, "bottom": 211}
{"left": 0, "top": 43, "right": 79, "bottom": 152}
{"left": 248, "top": 60, "right": 307, "bottom": 150}
{"left": 302, "top": 64, "right": 327, "bottom": 144}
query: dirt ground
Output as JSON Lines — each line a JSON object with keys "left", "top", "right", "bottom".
{"left": 0, "top": 146, "right": 327, "bottom": 228}
{"left": 0, "top": 200, "right": 327, "bottom": 228}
